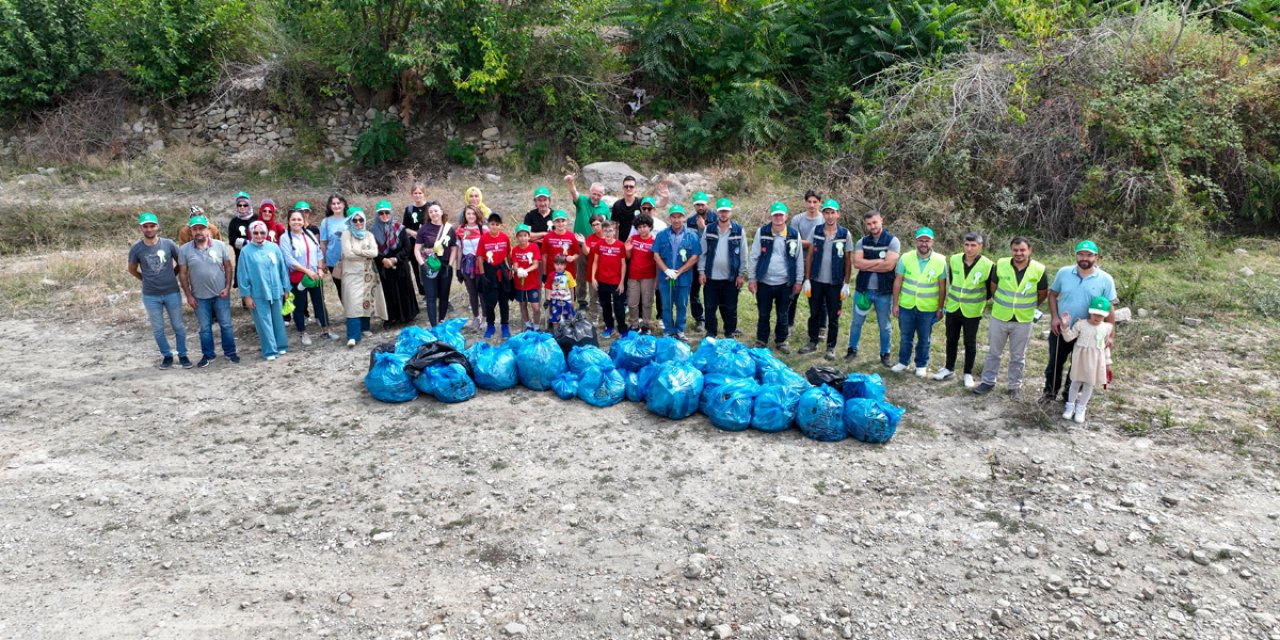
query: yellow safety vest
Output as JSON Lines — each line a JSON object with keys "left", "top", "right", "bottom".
{"left": 945, "top": 253, "right": 994, "bottom": 318}
{"left": 899, "top": 251, "right": 946, "bottom": 312}
{"left": 990, "top": 258, "right": 1045, "bottom": 322}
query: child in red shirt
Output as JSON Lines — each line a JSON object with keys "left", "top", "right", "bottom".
{"left": 541, "top": 210, "right": 580, "bottom": 276}
{"left": 476, "top": 213, "right": 512, "bottom": 339}
{"left": 582, "top": 214, "right": 606, "bottom": 320}
{"left": 510, "top": 224, "right": 542, "bottom": 332}
{"left": 626, "top": 213, "right": 658, "bottom": 334}
{"left": 591, "top": 220, "right": 628, "bottom": 338}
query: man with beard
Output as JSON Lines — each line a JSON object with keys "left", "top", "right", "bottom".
{"left": 523, "top": 186, "right": 555, "bottom": 243}
{"left": 1044, "top": 240, "right": 1117, "bottom": 403}
{"left": 178, "top": 215, "right": 238, "bottom": 367}
{"left": 129, "top": 212, "right": 190, "bottom": 369}
{"left": 973, "top": 237, "right": 1048, "bottom": 398}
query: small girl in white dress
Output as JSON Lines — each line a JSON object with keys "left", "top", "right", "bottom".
{"left": 1060, "top": 296, "right": 1114, "bottom": 424}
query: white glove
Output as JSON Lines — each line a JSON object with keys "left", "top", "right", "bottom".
{"left": 516, "top": 268, "right": 528, "bottom": 278}
{"left": 235, "top": 238, "right": 245, "bottom": 249}
{"left": 840, "top": 283, "right": 850, "bottom": 300}
{"left": 664, "top": 269, "right": 679, "bottom": 280}
{"left": 802, "top": 280, "right": 812, "bottom": 295}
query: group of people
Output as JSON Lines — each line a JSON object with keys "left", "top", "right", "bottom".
{"left": 129, "top": 179, "right": 1117, "bottom": 424}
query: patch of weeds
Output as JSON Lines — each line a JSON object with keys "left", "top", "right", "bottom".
{"left": 442, "top": 515, "right": 473, "bottom": 529}
{"left": 1149, "top": 534, "right": 1167, "bottom": 544}
{"left": 490, "top": 461, "right": 508, "bottom": 471}
{"left": 478, "top": 543, "right": 514, "bottom": 565}
{"left": 167, "top": 509, "right": 191, "bottom": 524}
{"left": 814, "top": 480, "right": 829, "bottom": 494}
{"left": 272, "top": 504, "right": 299, "bottom": 516}
{"left": 981, "top": 510, "right": 1025, "bottom": 534}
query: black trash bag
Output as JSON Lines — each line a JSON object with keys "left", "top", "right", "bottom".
{"left": 554, "top": 315, "right": 598, "bottom": 356}
{"left": 368, "top": 342, "right": 397, "bottom": 372}
{"left": 805, "top": 366, "right": 847, "bottom": 391}
{"left": 404, "top": 341, "right": 474, "bottom": 380}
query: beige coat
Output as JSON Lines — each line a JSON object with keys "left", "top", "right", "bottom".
{"left": 340, "top": 231, "right": 387, "bottom": 320}
{"left": 1062, "top": 319, "right": 1112, "bottom": 387}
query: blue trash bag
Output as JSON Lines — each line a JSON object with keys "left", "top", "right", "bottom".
{"left": 843, "top": 397, "right": 902, "bottom": 443}
{"left": 366, "top": 352, "right": 419, "bottom": 403}
{"left": 515, "top": 332, "right": 567, "bottom": 391}
{"left": 577, "top": 366, "right": 626, "bottom": 408}
{"left": 435, "top": 317, "right": 469, "bottom": 352}
{"left": 568, "top": 345, "right": 614, "bottom": 375}
{"left": 395, "top": 326, "right": 437, "bottom": 356}
{"left": 842, "top": 372, "right": 887, "bottom": 402}
{"left": 747, "top": 347, "right": 787, "bottom": 380}
{"left": 878, "top": 400, "right": 905, "bottom": 430}
{"left": 654, "top": 336, "right": 692, "bottom": 364}
{"left": 797, "top": 386, "right": 846, "bottom": 442}
{"left": 752, "top": 383, "right": 803, "bottom": 432}
{"left": 466, "top": 343, "right": 518, "bottom": 391}
{"left": 551, "top": 372, "right": 580, "bottom": 400}
{"left": 611, "top": 332, "right": 657, "bottom": 372}
{"left": 504, "top": 330, "right": 540, "bottom": 353}
{"left": 704, "top": 378, "right": 760, "bottom": 432}
{"left": 696, "top": 338, "right": 755, "bottom": 378}
{"left": 626, "top": 362, "right": 660, "bottom": 402}
{"left": 416, "top": 363, "right": 476, "bottom": 403}
{"left": 761, "top": 367, "right": 812, "bottom": 397}
{"left": 646, "top": 362, "right": 704, "bottom": 420}
{"left": 689, "top": 337, "right": 719, "bottom": 372}
{"left": 699, "top": 373, "right": 736, "bottom": 414}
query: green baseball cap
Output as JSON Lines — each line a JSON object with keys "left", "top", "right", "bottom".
{"left": 1075, "top": 240, "right": 1099, "bottom": 255}
{"left": 1088, "top": 296, "right": 1112, "bottom": 315}
{"left": 138, "top": 212, "right": 158, "bottom": 225}
{"left": 188, "top": 215, "right": 209, "bottom": 228}
{"left": 769, "top": 202, "right": 788, "bottom": 215}
{"left": 715, "top": 197, "right": 733, "bottom": 211}
{"left": 551, "top": 210, "right": 568, "bottom": 220}
{"left": 692, "top": 192, "right": 710, "bottom": 205}
{"left": 375, "top": 200, "right": 393, "bottom": 213}
{"left": 294, "top": 201, "right": 311, "bottom": 211}
{"left": 533, "top": 186, "right": 551, "bottom": 199}
{"left": 234, "top": 191, "right": 250, "bottom": 201}
{"left": 821, "top": 199, "right": 840, "bottom": 211}
{"left": 668, "top": 204, "right": 687, "bottom": 216}
{"left": 640, "top": 196, "right": 657, "bottom": 207}
{"left": 915, "top": 227, "right": 935, "bottom": 239}
{"left": 348, "top": 207, "right": 364, "bottom": 218}
{"left": 515, "top": 224, "right": 532, "bottom": 234}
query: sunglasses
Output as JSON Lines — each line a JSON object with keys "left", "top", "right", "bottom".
{"left": 237, "top": 204, "right": 250, "bottom": 208}
{"left": 251, "top": 231, "right": 267, "bottom": 235}
{"left": 623, "top": 185, "right": 636, "bottom": 189}
{"left": 641, "top": 206, "right": 654, "bottom": 211}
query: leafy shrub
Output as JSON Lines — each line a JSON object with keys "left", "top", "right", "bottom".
{"left": 0, "top": 0, "right": 97, "bottom": 113}
{"left": 354, "top": 113, "right": 407, "bottom": 167}
{"left": 444, "top": 137, "right": 477, "bottom": 167}
{"left": 90, "top": 0, "right": 255, "bottom": 97}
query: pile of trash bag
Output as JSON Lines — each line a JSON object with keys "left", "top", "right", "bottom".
{"left": 514, "top": 332, "right": 567, "bottom": 391}
{"left": 647, "top": 362, "right": 704, "bottom": 420}
{"left": 366, "top": 352, "right": 418, "bottom": 403}
{"left": 465, "top": 343, "right": 518, "bottom": 391}
{"left": 610, "top": 332, "right": 657, "bottom": 372}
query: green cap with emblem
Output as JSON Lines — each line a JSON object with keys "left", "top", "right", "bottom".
{"left": 375, "top": 200, "right": 393, "bottom": 213}
{"left": 515, "top": 224, "right": 532, "bottom": 234}
{"left": 348, "top": 207, "right": 364, "bottom": 218}
{"left": 669, "top": 204, "right": 686, "bottom": 216}
{"left": 551, "top": 210, "right": 568, "bottom": 220}
{"left": 641, "top": 196, "right": 657, "bottom": 207}
{"left": 533, "top": 186, "right": 551, "bottom": 199}
{"left": 769, "top": 202, "right": 788, "bottom": 215}
{"left": 915, "top": 227, "right": 935, "bottom": 239}
{"left": 188, "top": 216, "right": 209, "bottom": 228}
{"left": 715, "top": 197, "right": 733, "bottom": 211}
{"left": 1088, "top": 296, "right": 1111, "bottom": 315}
{"left": 294, "top": 201, "right": 311, "bottom": 211}
{"left": 1075, "top": 239, "right": 1099, "bottom": 255}
{"left": 138, "top": 212, "right": 158, "bottom": 225}
{"left": 693, "top": 192, "right": 710, "bottom": 205}
{"left": 821, "top": 199, "right": 840, "bottom": 211}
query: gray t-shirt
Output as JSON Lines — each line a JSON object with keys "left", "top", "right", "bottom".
{"left": 853, "top": 233, "right": 901, "bottom": 290}
{"left": 177, "top": 240, "right": 231, "bottom": 299}
{"left": 811, "top": 227, "right": 855, "bottom": 285}
{"left": 790, "top": 213, "right": 824, "bottom": 243}
{"left": 128, "top": 238, "right": 180, "bottom": 295}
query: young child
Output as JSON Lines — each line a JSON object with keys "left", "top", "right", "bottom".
{"left": 1060, "top": 296, "right": 1114, "bottom": 424}
{"left": 476, "top": 213, "right": 512, "bottom": 339}
{"left": 582, "top": 214, "right": 607, "bottom": 320}
{"left": 541, "top": 210, "right": 580, "bottom": 281}
{"left": 511, "top": 224, "right": 543, "bottom": 332}
{"left": 591, "top": 220, "right": 628, "bottom": 338}
{"left": 626, "top": 213, "right": 658, "bottom": 334}
{"left": 545, "top": 254, "right": 577, "bottom": 332}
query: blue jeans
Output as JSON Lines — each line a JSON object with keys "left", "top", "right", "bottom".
{"left": 847, "top": 289, "right": 892, "bottom": 355}
{"left": 195, "top": 296, "right": 236, "bottom": 358}
{"left": 897, "top": 306, "right": 939, "bottom": 367}
{"left": 346, "top": 316, "right": 371, "bottom": 342}
{"left": 660, "top": 282, "right": 691, "bottom": 335}
{"left": 142, "top": 292, "right": 187, "bottom": 357}
{"left": 249, "top": 296, "right": 289, "bottom": 357}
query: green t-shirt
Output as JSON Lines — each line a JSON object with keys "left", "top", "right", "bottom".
{"left": 573, "top": 194, "right": 611, "bottom": 237}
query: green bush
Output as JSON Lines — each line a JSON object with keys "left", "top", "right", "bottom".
{"left": 354, "top": 113, "right": 406, "bottom": 167}
{"left": 444, "top": 137, "right": 477, "bottom": 167}
{"left": 90, "top": 0, "right": 255, "bottom": 97}
{"left": 0, "top": 0, "right": 97, "bottom": 113}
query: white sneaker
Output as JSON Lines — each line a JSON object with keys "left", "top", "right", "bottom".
{"left": 301, "top": 334, "right": 312, "bottom": 346}
{"left": 932, "top": 367, "right": 954, "bottom": 381}
{"left": 346, "top": 339, "right": 356, "bottom": 348}
{"left": 1073, "top": 407, "right": 1086, "bottom": 424}
{"left": 1062, "top": 402, "right": 1076, "bottom": 420}
{"left": 963, "top": 374, "right": 975, "bottom": 388}
{"left": 890, "top": 363, "right": 908, "bottom": 373}
{"left": 266, "top": 355, "right": 277, "bottom": 361}
{"left": 327, "top": 331, "right": 340, "bottom": 341}
{"left": 915, "top": 367, "right": 928, "bottom": 378}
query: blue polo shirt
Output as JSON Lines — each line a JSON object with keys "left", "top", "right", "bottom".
{"left": 1050, "top": 265, "right": 1117, "bottom": 324}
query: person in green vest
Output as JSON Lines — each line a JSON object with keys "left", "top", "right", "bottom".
{"left": 890, "top": 227, "right": 947, "bottom": 376}
{"left": 933, "top": 231, "right": 994, "bottom": 388}
{"left": 972, "top": 236, "right": 1048, "bottom": 398}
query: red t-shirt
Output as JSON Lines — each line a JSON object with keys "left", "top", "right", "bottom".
{"left": 511, "top": 242, "right": 542, "bottom": 291}
{"left": 541, "top": 230, "right": 579, "bottom": 273}
{"left": 628, "top": 234, "right": 657, "bottom": 280}
{"left": 584, "top": 233, "right": 604, "bottom": 278}
{"left": 477, "top": 232, "right": 510, "bottom": 266}
{"left": 593, "top": 239, "right": 625, "bottom": 285}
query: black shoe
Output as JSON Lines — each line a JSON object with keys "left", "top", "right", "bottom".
{"left": 775, "top": 342, "right": 791, "bottom": 355}
{"left": 973, "top": 382, "right": 995, "bottom": 395}
{"left": 158, "top": 356, "right": 173, "bottom": 370}
{"left": 825, "top": 347, "right": 836, "bottom": 361}
{"left": 754, "top": 340, "right": 768, "bottom": 349}
{"left": 879, "top": 353, "right": 892, "bottom": 367}
{"left": 197, "top": 356, "right": 214, "bottom": 368}
{"left": 227, "top": 354, "right": 241, "bottom": 364}
{"left": 798, "top": 342, "right": 818, "bottom": 354}
{"left": 179, "top": 356, "right": 194, "bottom": 369}
{"left": 732, "top": 329, "right": 743, "bottom": 338}
{"left": 844, "top": 347, "right": 857, "bottom": 362}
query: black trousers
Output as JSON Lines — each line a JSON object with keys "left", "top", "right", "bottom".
{"left": 1045, "top": 331, "right": 1076, "bottom": 399}
{"left": 598, "top": 282, "right": 626, "bottom": 331}
{"left": 481, "top": 266, "right": 510, "bottom": 326}
{"left": 756, "top": 282, "right": 791, "bottom": 344}
{"left": 406, "top": 236, "right": 427, "bottom": 298}
{"left": 787, "top": 289, "right": 800, "bottom": 327}
{"left": 944, "top": 311, "right": 982, "bottom": 374}
{"left": 703, "top": 279, "right": 738, "bottom": 337}
{"left": 806, "top": 281, "right": 841, "bottom": 347}
{"left": 422, "top": 264, "right": 453, "bottom": 327}
{"left": 690, "top": 275, "right": 704, "bottom": 322}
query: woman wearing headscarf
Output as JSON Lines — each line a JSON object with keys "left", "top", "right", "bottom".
{"left": 237, "top": 221, "right": 291, "bottom": 360}
{"left": 281, "top": 206, "right": 336, "bottom": 345}
{"left": 370, "top": 200, "right": 420, "bottom": 325}
{"left": 227, "top": 191, "right": 256, "bottom": 286}
{"left": 460, "top": 186, "right": 492, "bottom": 221}
{"left": 319, "top": 193, "right": 350, "bottom": 302}
{"left": 341, "top": 209, "right": 387, "bottom": 347}
{"left": 257, "top": 198, "right": 286, "bottom": 244}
